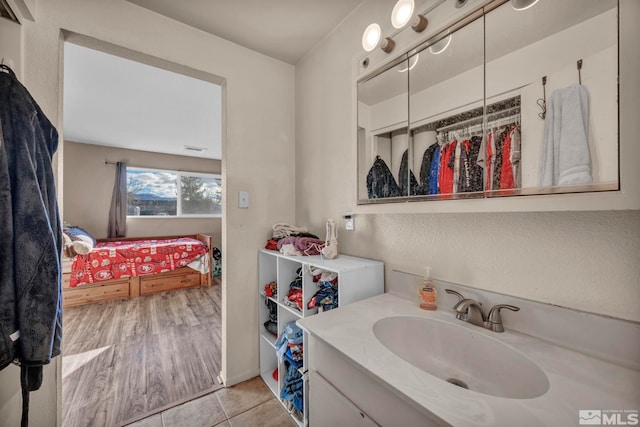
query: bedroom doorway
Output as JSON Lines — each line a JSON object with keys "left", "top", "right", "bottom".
{"left": 59, "top": 33, "right": 226, "bottom": 427}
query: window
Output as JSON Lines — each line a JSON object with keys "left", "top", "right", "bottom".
{"left": 127, "top": 167, "right": 221, "bottom": 217}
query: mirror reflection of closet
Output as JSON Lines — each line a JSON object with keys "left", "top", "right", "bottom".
{"left": 357, "top": 0, "right": 619, "bottom": 204}
{"left": 409, "top": 17, "right": 484, "bottom": 199}
{"left": 485, "top": 0, "right": 618, "bottom": 197}
{"left": 358, "top": 56, "right": 409, "bottom": 201}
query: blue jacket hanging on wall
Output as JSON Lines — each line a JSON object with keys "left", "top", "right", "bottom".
{"left": 0, "top": 64, "right": 62, "bottom": 427}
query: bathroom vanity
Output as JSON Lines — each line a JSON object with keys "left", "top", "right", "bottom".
{"left": 297, "top": 273, "right": 640, "bottom": 426}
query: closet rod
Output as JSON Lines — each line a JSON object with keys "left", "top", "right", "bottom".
{"left": 437, "top": 106, "right": 520, "bottom": 133}
{"left": 441, "top": 114, "right": 520, "bottom": 136}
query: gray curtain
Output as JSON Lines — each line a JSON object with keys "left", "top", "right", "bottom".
{"left": 107, "top": 161, "right": 127, "bottom": 238}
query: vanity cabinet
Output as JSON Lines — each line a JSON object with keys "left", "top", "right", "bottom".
{"left": 308, "top": 371, "right": 378, "bottom": 427}
{"left": 258, "top": 249, "right": 383, "bottom": 426}
{"left": 356, "top": 0, "right": 640, "bottom": 212}
{"left": 305, "top": 335, "right": 442, "bottom": 427}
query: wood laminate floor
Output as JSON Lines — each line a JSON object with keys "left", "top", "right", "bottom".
{"left": 62, "top": 281, "right": 222, "bottom": 427}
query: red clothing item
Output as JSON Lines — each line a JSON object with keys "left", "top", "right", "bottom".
{"left": 485, "top": 132, "right": 494, "bottom": 191}
{"left": 500, "top": 129, "right": 515, "bottom": 190}
{"left": 438, "top": 140, "right": 457, "bottom": 194}
{"left": 265, "top": 239, "right": 279, "bottom": 251}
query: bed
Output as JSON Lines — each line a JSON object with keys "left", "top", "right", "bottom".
{"left": 62, "top": 233, "right": 213, "bottom": 307}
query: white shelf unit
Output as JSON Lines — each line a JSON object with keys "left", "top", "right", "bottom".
{"left": 258, "top": 249, "right": 384, "bottom": 426}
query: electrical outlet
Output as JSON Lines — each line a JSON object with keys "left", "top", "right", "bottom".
{"left": 345, "top": 217, "right": 354, "bottom": 231}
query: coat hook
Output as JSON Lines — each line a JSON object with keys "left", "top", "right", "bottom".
{"left": 577, "top": 59, "right": 583, "bottom": 85}
{"left": 537, "top": 76, "right": 547, "bottom": 120}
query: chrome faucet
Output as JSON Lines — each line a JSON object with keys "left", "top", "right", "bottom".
{"left": 445, "top": 289, "right": 520, "bottom": 332}
{"left": 445, "top": 289, "right": 485, "bottom": 327}
{"left": 484, "top": 304, "right": 520, "bottom": 332}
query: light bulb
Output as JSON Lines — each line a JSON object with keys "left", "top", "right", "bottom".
{"left": 511, "top": 0, "right": 540, "bottom": 11}
{"left": 397, "top": 54, "right": 419, "bottom": 73}
{"left": 362, "top": 23, "right": 381, "bottom": 52}
{"left": 391, "top": 0, "right": 415, "bottom": 29}
{"left": 429, "top": 35, "right": 452, "bottom": 55}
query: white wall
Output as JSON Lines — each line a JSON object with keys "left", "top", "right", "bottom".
{"left": 295, "top": 0, "right": 639, "bottom": 324}
{"left": 0, "top": 12, "right": 57, "bottom": 427}
{"left": 0, "top": 17, "right": 21, "bottom": 75}
{"left": 2, "top": 0, "right": 295, "bottom": 424}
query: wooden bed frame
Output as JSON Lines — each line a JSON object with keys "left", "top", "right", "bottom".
{"left": 62, "top": 233, "right": 213, "bottom": 308}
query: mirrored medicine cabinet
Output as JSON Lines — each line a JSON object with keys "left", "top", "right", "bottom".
{"left": 357, "top": 0, "right": 619, "bottom": 205}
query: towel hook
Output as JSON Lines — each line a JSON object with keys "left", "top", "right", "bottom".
{"left": 537, "top": 76, "right": 547, "bottom": 120}
{"left": 577, "top": 59, "right": 583, "bottom": 85}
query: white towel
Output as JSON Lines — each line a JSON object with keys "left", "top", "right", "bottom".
{"left": 539, "top": 84, "right": 592, "bottom": 186}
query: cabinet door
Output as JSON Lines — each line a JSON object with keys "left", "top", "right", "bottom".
{"left": 309, "top": 370, "right": 379, "bottom": 427}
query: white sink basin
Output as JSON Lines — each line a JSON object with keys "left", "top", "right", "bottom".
{"left": 373, "top": 316, "right": 550, "bottom": 399}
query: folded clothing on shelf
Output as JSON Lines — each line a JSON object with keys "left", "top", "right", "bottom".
{"left": 263, "top": 298, "right": 278, "bottom": 336}
{"left": 307, "top": 269, "right": 339, "bottom": 312}
{"left": 281, "top": 360, "right": 303, "bottom": 413}
{"left": 277, "top": 236, "right": 325, "bottom": 256}
{"left": 264, "top": 281, "right": 277, "bottom": 298}
{"left": 283, "top": 268, "right": 303, "bottom": 311}
{"left": 275, "top": 322, "right": 303, "bottom": 363}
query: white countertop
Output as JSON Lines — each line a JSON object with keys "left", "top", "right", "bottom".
{"left": 297, "top": 293, "right": 640, "bottom": 427}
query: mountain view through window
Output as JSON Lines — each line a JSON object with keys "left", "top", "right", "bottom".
{"left": 127, "top": 168, "right": 221, "bottom": 216}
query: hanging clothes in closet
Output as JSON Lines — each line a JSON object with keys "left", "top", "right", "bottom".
{"left": 457, "top": 135, "right": 484, "bottom": 193}
{"left": 419, "top": 142, "right": 440, "bottom": 195}
{"left": 0, "top": 64, "right": 62, "bottom": 427}
{"left": 398, "top": 149, "right": 419, "bottom": 196}
{"left": 439, "top": 139, "right": 457, "bottom": 195}
{"left": 423, "top": 121, "right": 519, "bottom": 195}
{"left": 366, "top": 155, "right": 401, "bottom": 198}
{"left": 479, "top": 123, "right": 520, "bottom": 192}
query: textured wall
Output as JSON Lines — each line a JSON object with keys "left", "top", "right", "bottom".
{"left": 340, "top": 211, "right": 640, "bottom": 321}
{"left": 295, "top": 0, "right": 640, "bottom": 322}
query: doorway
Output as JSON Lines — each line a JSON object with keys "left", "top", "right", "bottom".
{"left": 60, "top": 33, "right": 226, "bottom": 426}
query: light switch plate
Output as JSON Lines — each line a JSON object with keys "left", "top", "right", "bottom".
{"left": 238, "top": 191, "right": 249, "bottom": 208}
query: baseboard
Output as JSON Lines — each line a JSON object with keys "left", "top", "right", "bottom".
{"left": 224, "top": 369, "right": 260, "bottom": 387}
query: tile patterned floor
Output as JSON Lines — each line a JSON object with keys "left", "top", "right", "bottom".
{"left": 126, "top": 377, "right": 296, "bottom": 427}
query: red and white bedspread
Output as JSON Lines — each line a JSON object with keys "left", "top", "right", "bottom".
{"left": 70, "top": 237, "right": 209, "bottom": 287}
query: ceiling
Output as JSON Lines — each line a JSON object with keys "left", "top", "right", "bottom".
{"left": 126, "top": 0, "right": 364, "bottom": 65}
{"left": 64, "top": 1, "right": 365, "bottom": 159}
{"left": 64, "top": 42, "right": 222, "bottom": 159}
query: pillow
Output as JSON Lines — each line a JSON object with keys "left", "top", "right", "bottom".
{"left": 65, "top": 226, "right": 96, "bottom": 246}
{"left": 62, "top": 231, "right": 93, "bottom": 258}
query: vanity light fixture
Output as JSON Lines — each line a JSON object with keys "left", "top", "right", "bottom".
{"left": 411, "top": 15, "right": 428, "bottom": 33}
{"left": 397, "top": 53, "right": 419, "bottom": 73}
{"left": 391, "top": 0, "right": 415, "bottom": 29}
{"left": 511, "top": 0, "right": 540, "bottom": 11}
{"left": 428, "top": 34, "right": 452, "bottom": 54}
{"left": 380, "top": 37, "right": 396, "bottom": 54}
{"left": 362, "top": 23, "right": 382, "bottom": 52}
